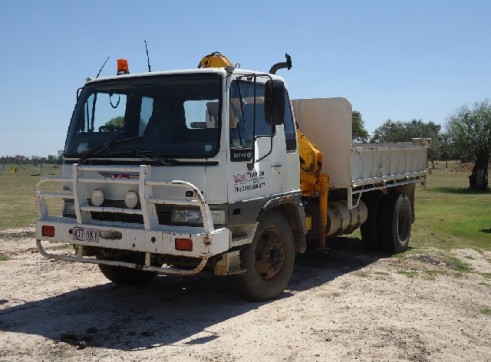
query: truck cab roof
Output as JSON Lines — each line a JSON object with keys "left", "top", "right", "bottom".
{"left": 85, "top": 67, "right": 285, "bottom": 84}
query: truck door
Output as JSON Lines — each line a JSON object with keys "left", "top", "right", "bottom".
{"left": 228, "top": 79, "right": 283, "bottom": 204}
{"left": 281, "top": 90, "right": 300, "bottom": 193}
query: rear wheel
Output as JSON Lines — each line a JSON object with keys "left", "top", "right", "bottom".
{"left": 97, "top": 252, "right": 158, "bottom": 285}
{"left": 379, "top": 192, "right": 412, "bottom": 253}
{"left": 238, "top": 211, "right": 295, "bottom": 301}
{"left": 360, "top": 192, "right": 383, "bottom": 250}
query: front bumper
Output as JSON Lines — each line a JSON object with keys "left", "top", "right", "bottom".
{"left": 35, "top": 219, "right": 231, "bottom": 257}
{"left": 35, "top": 219, "right": 231, "bottom": 275}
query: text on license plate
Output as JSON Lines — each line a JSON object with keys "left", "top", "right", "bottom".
{"left": 73, "top": 227, "right": 100, "bottom": 242}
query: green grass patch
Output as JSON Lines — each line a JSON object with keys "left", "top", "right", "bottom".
{"left": 430, "top": 186, "right": 487, "bottom": 195}
{"left": 441, "top": 254, "right": 473, "bottom": 273}
{"left": 397, "top": 270, "right": 417, "bottom": 278}
{"left": 422, "top": 269, "right": 448, "bottom": 280}
{"left": 480, "top": 307, "right": 491, "bottom": 316}
{"left": 480, "top": 273, "right": 491, "bottom": 279}
{"left": 0, "top": 255, "right": 10, "bottom": 261}
{"left": 374, "top": 271, "right": 390, "bottom": 276}
{"left": 353, "top": 271, "right": 369, "bottom": 278}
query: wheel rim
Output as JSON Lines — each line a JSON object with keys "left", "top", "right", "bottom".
{"left": 254, "top": 229, "right": 286, "bottom": 281}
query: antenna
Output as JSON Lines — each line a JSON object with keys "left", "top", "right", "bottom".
{"left": 96, "top": 56, "right": 110, "bottom": 78}
{"left": 144, "top": 40, "right": 152, "bottom": 72}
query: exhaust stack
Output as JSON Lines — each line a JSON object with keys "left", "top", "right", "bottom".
{"left": 269, "top": 53, "right": 292, "bottom": 74}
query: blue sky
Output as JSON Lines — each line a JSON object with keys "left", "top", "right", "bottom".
{"left": 1, "top": 0, "right": 490, "bottom": 157}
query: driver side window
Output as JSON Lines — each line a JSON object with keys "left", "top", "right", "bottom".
{"left": 82, "top": 93, "right": 128, "bottom": 133}
{"left": 229, "top": 81, "right": 272, "bottom": 148}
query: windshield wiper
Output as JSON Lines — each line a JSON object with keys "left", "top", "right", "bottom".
{"left": 136, "top": 150, "right": 178, "bottom": 166}
{"left": 78, "top": 136, "right": 142, "bottom": 164}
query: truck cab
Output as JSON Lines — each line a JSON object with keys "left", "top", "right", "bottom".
{"left": 36, "top": 60, "right": 307, "bottom": 301}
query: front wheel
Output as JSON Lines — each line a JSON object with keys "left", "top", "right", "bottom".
{"left": 97, "top": 252, "right": 158, "bottom": 285}
{"left": 238, "top": 211, "right": 295, "bottom": 301}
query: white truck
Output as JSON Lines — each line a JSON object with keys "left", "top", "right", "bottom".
{"left": 35, "top": 53, "right": 427, "bottom": 301}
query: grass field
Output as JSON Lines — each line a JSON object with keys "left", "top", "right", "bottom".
{"left": 412, "top": 162, "right": 491, "bottom": 252}
{"left": 0, "top": 164, "right": 61, "bottom": 229}
{"left": 0, "top": 161, "right": 489, "bottom": 252}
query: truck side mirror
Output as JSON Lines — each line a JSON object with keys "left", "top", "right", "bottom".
{"left": 264, "top": 80, "right": 285, "bottom": 125}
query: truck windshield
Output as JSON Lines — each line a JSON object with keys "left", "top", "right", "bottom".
{"left": 64, "top": 74, "right": 221, "bottom": 160}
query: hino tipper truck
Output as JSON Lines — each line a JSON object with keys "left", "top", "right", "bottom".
{"left": 35, "top": 53, "right": 428, "bottom": 301}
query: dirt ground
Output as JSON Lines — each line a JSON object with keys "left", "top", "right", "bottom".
{"left": 1, "top": 228, "right": 490, "bottom": 362}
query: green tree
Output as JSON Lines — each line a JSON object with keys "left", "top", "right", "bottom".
{"left": 371, "top": 119, "right": 441, "bottom": 167}
{"left": 371, "top": 119, "right": 440, "bottom": 142}
{"left": 370, "top": 119, "right": 406, "bottom": 143}
{"left": 105, "top": 116, "right": 125, "bottom": 128}
{"left": 447, "top": 100, "right": 491, "bottom": 191}
{"left": 352, "top": 111, "right": 369, "bottom": 142}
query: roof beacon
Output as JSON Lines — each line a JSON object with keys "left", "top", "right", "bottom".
{"left": 117, "top": 59, "right": 129, "bottom": 75}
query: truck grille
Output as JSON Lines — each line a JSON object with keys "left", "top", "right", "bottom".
{"left": 89, "top": 201, "right": 173, "bottom": 225}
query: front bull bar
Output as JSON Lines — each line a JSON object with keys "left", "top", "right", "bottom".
{"left": 35, "top": 163, "right": 229, "bottom": 275}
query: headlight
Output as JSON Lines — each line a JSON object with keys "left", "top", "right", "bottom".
{"left": 171, "top": 209, "right": 226, "bottom": 225}
{"left": 171, "top": 209, "right": 202, "bottom": 224}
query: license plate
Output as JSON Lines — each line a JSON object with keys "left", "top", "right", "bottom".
{"left": 73, "top": 227, "right": 100, "bottom": 242}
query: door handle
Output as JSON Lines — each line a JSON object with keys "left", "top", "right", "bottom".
{"left": 271, "top": 163, "right": 282, "bottom": 168}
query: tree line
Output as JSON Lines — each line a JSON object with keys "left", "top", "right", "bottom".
{"left": 0, "top": 154, "right": 62, "bottom": 165}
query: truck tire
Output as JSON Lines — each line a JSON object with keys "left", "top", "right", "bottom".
{"left": 97, "top": 253, "right": 158, "bottom": 285}
{"left": 360, "top": 192, "right": 382, "bottom": 250}
{"left": 379, "top": 192, "right": 412, "bottom": 253}
{"left": 238, "top": 211, "right": 295, "bottom": 301}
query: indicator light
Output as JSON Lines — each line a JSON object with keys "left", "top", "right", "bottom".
{"left": 175, "top": 238, "right": 193, "bottom": 251}
{"left": 42, "top": 225, "right": 55, "bottom": 237}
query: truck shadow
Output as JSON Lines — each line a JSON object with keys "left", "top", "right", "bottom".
{"left": 0, "top": 236, "right": 382, "bottom": 351}
{"left": 291, "top": 236, "right": 384, "bottom": 293}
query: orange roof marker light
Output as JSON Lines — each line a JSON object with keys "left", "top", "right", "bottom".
{"left": 117, "top": 59, "right": 129, "bottom": 75}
